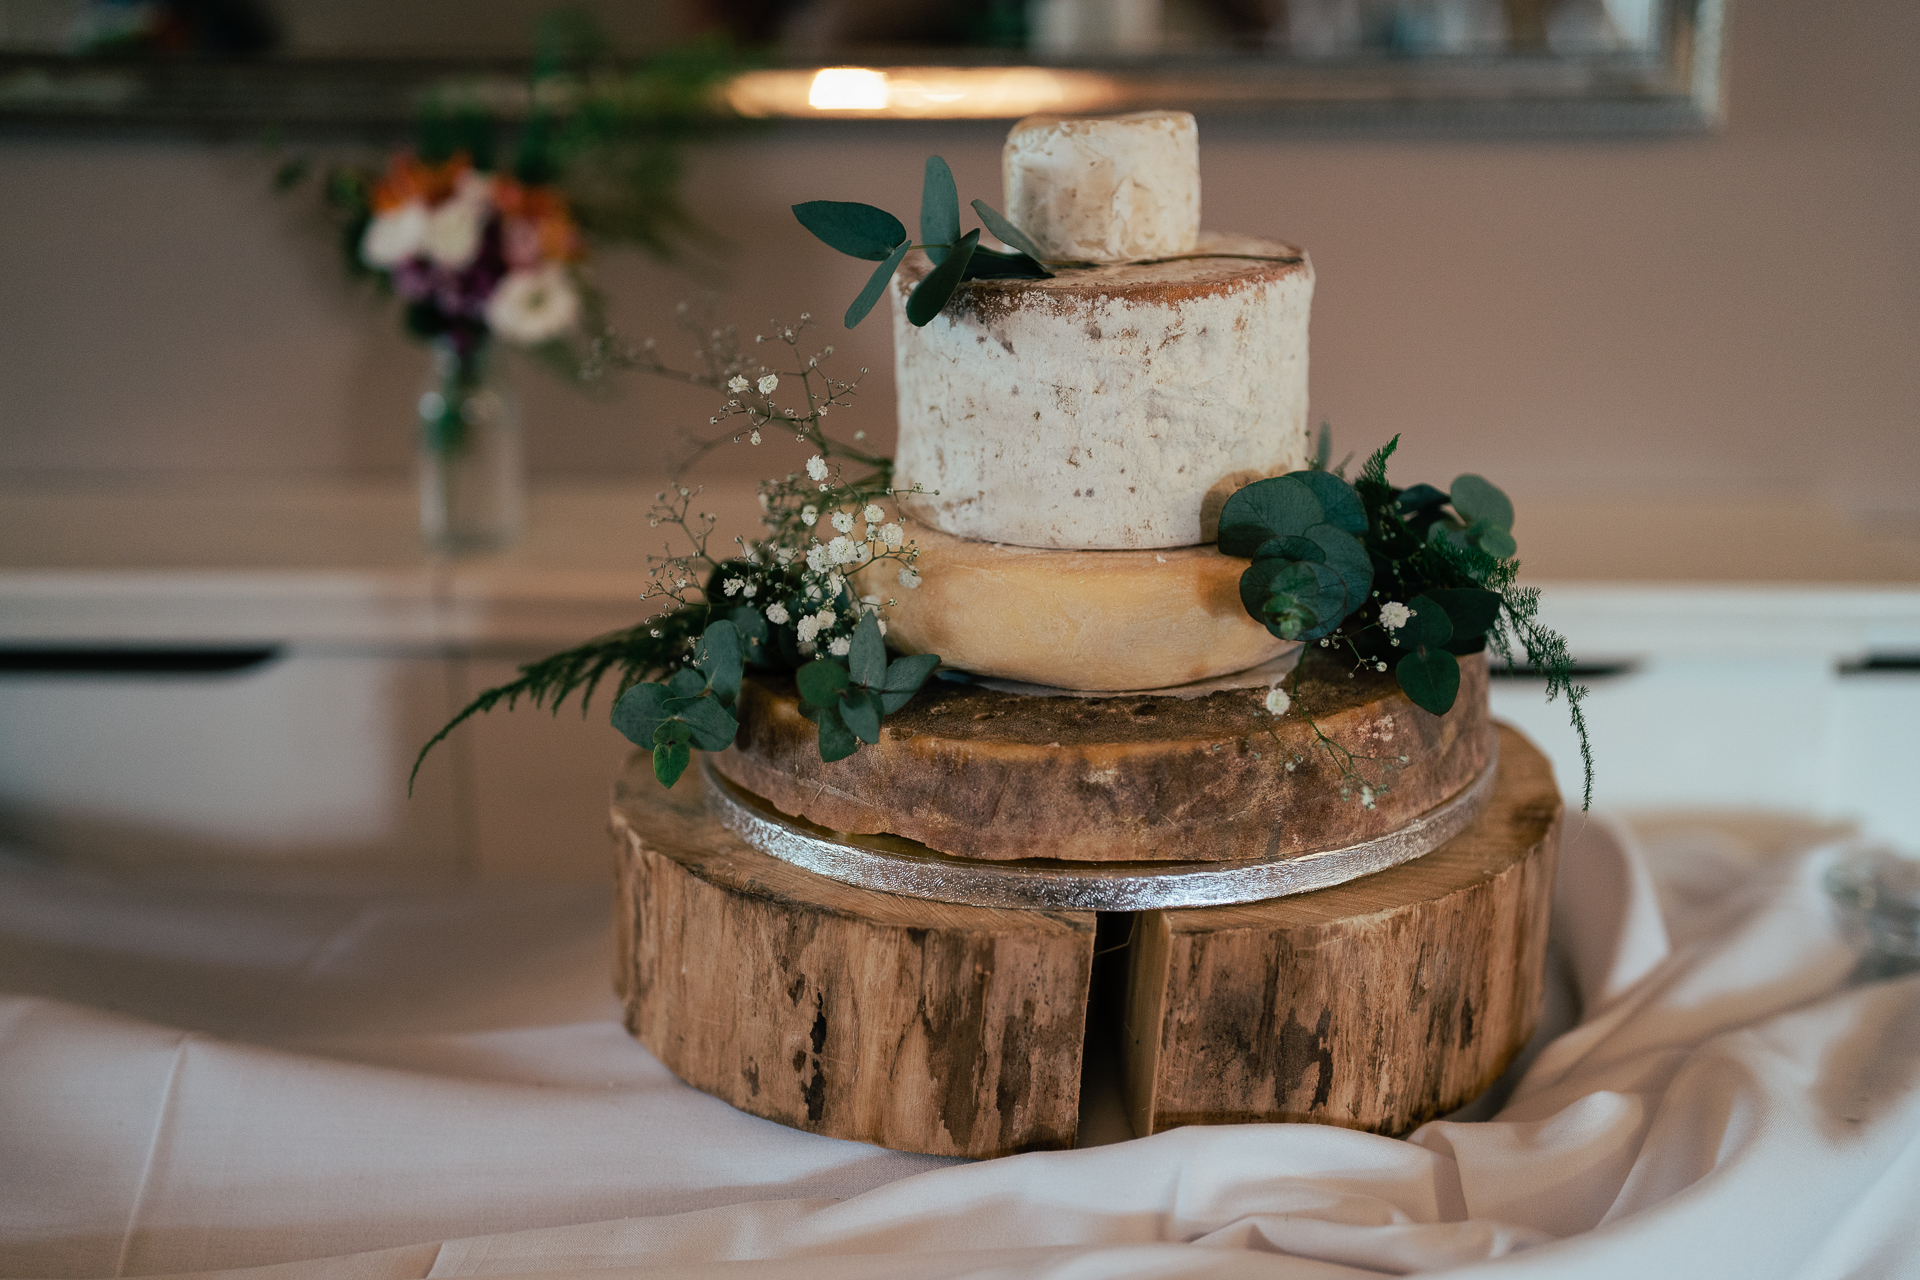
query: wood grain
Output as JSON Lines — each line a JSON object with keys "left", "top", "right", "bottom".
{"left": 610, "top": 762, "right": 1096, "bottom": 1158}
{"left": 1124, "top": 724, "right": 1562, "bottom": 1137}
{"left": 714, "top": 649, "right": 1492, "bottom": 865}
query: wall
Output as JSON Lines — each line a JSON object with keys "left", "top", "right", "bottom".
{"left": 1, "top": 0, "right": 1915, "bottom": 521}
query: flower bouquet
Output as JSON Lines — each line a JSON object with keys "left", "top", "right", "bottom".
{"left": 355, "top": 152, "right": 589, "bottom": 550}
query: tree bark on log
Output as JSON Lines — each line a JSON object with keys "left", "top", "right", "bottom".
{"left": 1123, "top": 725, "right": 1563, "bottom": 1137}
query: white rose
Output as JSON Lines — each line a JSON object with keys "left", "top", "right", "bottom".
{"left": 361, "top": 204, "right": 427, "bottom": 267}
{"left": 421, "top": 197, "right": 486, "bottom": 269}
{"left": 485, "top": 265, "right": 580, "bottom": 345}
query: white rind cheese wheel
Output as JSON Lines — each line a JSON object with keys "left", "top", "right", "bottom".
{"left": 1003, "top": 110, "right": 1200, "bottom": 264}
{"left": 857, "top": 518, "right": 1291, "bottom": 691}
{"left": 890, "top": 234, "right": 1314, "bottom": 551}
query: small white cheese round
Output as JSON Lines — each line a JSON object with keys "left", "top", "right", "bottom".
{"left": 1003, "top": 110, "right": 1200, "bottom": 264}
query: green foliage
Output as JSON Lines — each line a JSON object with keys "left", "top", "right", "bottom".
{"left": 908, "top": 229, "right": 981, "bottom": 326}
{"left": 791, "top": 156, "right": 1053, "bottom": 329}
{"left": 795, "top": 614, "right": 941, "bottom": 759}
{"left": 611, "top": 619, "right": 745, "bottom": 785}
{"left": 1241, "top": 431, "right": 1594, "bottom": 806}
{"left": 412, "top": 319, "right": 945, "bottom": 790}
{"left": 792, "top": 202, "right": 908, "bottom": 260}
{"left": 408, "top": 604, "right": 708, "bottom": 793}
{"left": 1220, "top": 473, "right": 1374, "bottom": 643}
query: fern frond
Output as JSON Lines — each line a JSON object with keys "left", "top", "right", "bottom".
{"left": 408, "top": 609, "right": 707, "bottom": 794}
{"left": 1496, "top": 582, "right": 1595, "bottom": 809}
{"left": 1359, "top": 434, "right": 1400, "bottom": 487}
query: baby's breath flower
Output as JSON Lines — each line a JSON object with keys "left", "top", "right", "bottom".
{"left": 805, "top": 455, "right": 828, "bottom": 482}
{"left": 758, "top": 373, "right": 779, "bottom": 395}
{"left": 727, "top": 375, "right": 748, "bottom": 393}
{"left": 827, "top": 535, "right": 856, "bottom": 564}
{"left": 814, "top": 607, "right": 837, "bottom": 630}
{"left": 830, "top": 511, "right": 855, "bottom": 534}
{"left": 749, "top": 429, "right": 762, "bottom": 446}
{"left": 863, "top": 504, "right": 885, "bottom": 524}
{"left": 880, "top": 523, "right": 904, "bottom": 549}
{"left": 742, "top": 583, "right": 757, "bottom": 598}
{"left": 828, "top": 637, "right": 851, "bottom": 657}
{"left": 1265, "top": 686, "right": 1291, "bottom": 716}
{"left": 722, "top": 578, "right": 743, "bottom": 597}
{"left": 1375, "top": 661, "right": 1387, "bottom": 672}
{"left": 796, "top": 614, "right": 820, "bottom": 642}
{"left": 765, "top": 602, "right": 790, "bottom": 624}
{"left": 805, "top": 545, "right": 830, "bottom": 573}
{"left": 1378, "top": 601, "right": 1413, "bottom": 630}
{"left": 800, "top": 505, "right": 818, "bottom": 526}
{"left": 898, "top": 568, "right": 922, "bottom": 590}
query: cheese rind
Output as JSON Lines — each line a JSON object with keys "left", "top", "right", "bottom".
{"left": 1003, "top": 110, "right": 1200, "bottom": 263}
{"left": 891, "top": 235, "right": 1314, "bottom": 550}
{"left": 857, "top": 517, "right": 1291, "bottom": 691}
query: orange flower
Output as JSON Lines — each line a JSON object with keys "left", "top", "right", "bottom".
{"left": 494, "top": 175, "right": 585, "bottom": 265}
{"left": 370, "top": 152, "right": 473, "bottom": 213}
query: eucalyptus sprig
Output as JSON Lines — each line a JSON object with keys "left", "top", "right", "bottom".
{"left": 793, "top": 156, "right": 1054, "bottom": 328}
{"left": 1231, "top": 431, "right": 1594, "bottom": 807}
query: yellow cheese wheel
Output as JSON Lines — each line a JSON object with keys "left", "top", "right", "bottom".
{"left": 856, "top": 520, "right": 1290, "bottom": 691}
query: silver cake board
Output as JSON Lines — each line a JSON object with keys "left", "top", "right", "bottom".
{"left": 700, "top": 731, "right": 1500, "bottom": 913}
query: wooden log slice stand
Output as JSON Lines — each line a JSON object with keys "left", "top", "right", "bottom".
{"left": 610, "top": 720, "right": 1562, "bottom": 1160}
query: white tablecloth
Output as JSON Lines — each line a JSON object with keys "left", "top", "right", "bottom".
{"left": 2, "top": 814, "right": 1916, "bottom": 1280}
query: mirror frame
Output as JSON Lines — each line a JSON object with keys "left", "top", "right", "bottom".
{"left": 0, "top": 0, "right": 1722, "bottom": 136}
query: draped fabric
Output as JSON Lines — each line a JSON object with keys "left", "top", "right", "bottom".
{"left": 3, "top": 814, "right": 1916, "bottom": 1279}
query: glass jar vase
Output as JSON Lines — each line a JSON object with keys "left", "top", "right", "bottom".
{"left": 416, "top": 338, "right": 524, "bottom": 554}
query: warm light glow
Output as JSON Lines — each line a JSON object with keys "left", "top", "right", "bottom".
{"left": 807, "top": 67, "right": 892, "bottom": 110}
{"left": 730, "top": 67, "right": 1122, "bottom": 120}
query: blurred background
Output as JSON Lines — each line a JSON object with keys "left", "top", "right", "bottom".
{"left": 0, "top": 0, "right": 1915, "bottom": 882}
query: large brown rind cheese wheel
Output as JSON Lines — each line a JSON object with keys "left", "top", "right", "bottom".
{"left": 712, "top": 649, "right": 1492, "bottom": 865}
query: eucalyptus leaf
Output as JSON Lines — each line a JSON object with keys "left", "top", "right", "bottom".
{"left": 796, "top": 658, "right": 851, "bottom": 707}
{"left": 1311, "top": 422, "right": 1333, "bottom": 471}
{"left": 969, "top": 199, "right": 1049, "bottom": 262}
{"left": 816, "top": 702, "right": 859, "bottom": 762}
{"left": 1423, "top": 587, "right": 1502, "bottom": 647}
{"left": 841, "top": 686, "right": 882, "bottom": 743}
{"left": 1217, "top": 475, "right": 1326, "bottom": 557}
{"left": 730, "top": 605, "right": 772, "bottom": 667}
{"left": 1252, "top": 534, "right": 1325, "bottom": 563}
{"left": 1299, "top": 522, "right": 1373, "bottom": 606}
{"left": 1475, "top": 526, "right": 1518, "bottom": 559}
{"left": 653, "top": 740, "right": 692, "bottom": 788}
{"left": 674, "top": 695, "right": 739, "bottom": 752}
{"left": 791, "top": 201, "right": 907, "bottom": 261}
{"left": 1261, "top": 591, "right": 1318, "bottom": 638}
{"left": 920, "top": 156, "right": 960, "bottom": 266}
{"left": 906, "top": 228, "right": 979, "bottom": 327}
{"left": 693, "top": 620, "right": 743, "bottom": 703}
{"left": 847, "top": 612, "right": 887, "bottom": 688}
{"left": 879, "top": 652, "right": 940, "bottom": 712}
{"left": 1401, "top": 594, "right": 1455, "bottom": 649}
{"left": 1242, "top": 559, "right": 1343, "bottom": 640}
{"left": 1450, "top": 474, "right": 1514, "bottom": 532}
{"left": 1396, "top": 649, "right": 1462, "bottom": 716}
{"left": 611, "top": 682, "right": 672, "bottom": 747}
{"left": 665, "top": 667, "right": 705, "bottom": 699}
{"left": 1396, "top": 483, "right": 1448, "bottom": 514}
{"left": 960, "top": 247, "right": 1050, "bottom": 280}
{"left": 652, "top": 718, "right": 693, "bottom": 746}
{"left": 1291, "top": 471, "right": 1368, "bottom": 535}
{"left": 844, "top": 241, "right": 910, "bottom": 329}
